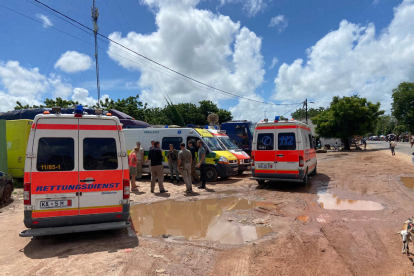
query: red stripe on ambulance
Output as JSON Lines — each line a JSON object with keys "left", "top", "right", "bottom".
{"left": 36, "top": 124, "right": 78, "bottom": 130}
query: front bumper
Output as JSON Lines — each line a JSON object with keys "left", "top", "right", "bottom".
{"left": 238, "top": 164, "right": 252, "bottom": 172}
{"left": 217, "top": 163, "right": 239, "bottom": 177}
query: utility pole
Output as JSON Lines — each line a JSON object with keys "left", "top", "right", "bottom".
{"left": 304, "top": 98, "right": 314, "bottom": 124}
{"left": 91, "top": 0, "right": 100, "bottom": 107}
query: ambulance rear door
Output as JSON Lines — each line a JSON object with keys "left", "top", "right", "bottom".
{"left": 253, "top": 125, "right": 277, "bottom": 174}
{"left": 275, "top": 124, "right": 300, "bottom": 176}
{"left": 78, "top": 118, "right": 123, "bottom": 216}
{"left": 30, "top": 117, "right": 80, "bottom": 219}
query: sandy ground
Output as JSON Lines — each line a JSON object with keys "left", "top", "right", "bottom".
{"left": 1, "top": 147, "right": 414, "bottom": 275}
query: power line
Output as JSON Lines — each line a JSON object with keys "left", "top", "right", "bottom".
{"left": 30, "top": 0, "right": 302, "bottom": 106}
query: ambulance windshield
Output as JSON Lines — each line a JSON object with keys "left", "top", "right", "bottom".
{"left": 218, "top": 136, "right": 239, "bottom": 150}
{"left": 203, "top": 137, "right": 224, "bottom": 151}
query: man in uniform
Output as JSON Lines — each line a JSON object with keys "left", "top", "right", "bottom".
{"left": 197, "top": 140, "right": 207, "bottom": 189}
{"left": 136, "top": 141, "right": 144, "bottom": 180}
{"left": 167, "top": 144, "right": 180, "bottom": 184}
{"left": 188, "top": 141, "right": 200, "bottom": 184}
{"left": 148, "top": 141, "right": 168, "bottom": 193}
{"left": 178, "top": 142, "right": 193, "bottom": 193}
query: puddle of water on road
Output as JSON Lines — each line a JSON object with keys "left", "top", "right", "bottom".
{"left": 400, "top": 177, "right": 414, "bottom": 189}
{"left": 130, "top": 197, "right": 273, "bottom": 245}
{"left": 317, "top": 193, "right": 383, "bottom": 211}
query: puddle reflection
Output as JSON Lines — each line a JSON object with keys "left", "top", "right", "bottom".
{"left": 130, "top": 197, "right": 273, "bottom": 244}
{"left": 401, "top": 177, "right": 414, "bottom": 189}
{"left": 317, "top": 193, "right": 383, "bottom": 211}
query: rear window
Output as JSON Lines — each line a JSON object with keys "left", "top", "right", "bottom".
{"left": 83, "top": 138, "right": 118, "bottom": 170}
{"left": 257, "top": 133, "right": 274, "bottom": 150}
{"left": 162, "top": 137, "right": 182, "bottom": 150}
{"left": 278, "top": 133, "right": 296, "bottom": 150}
{"left": 37, "top": 138, "right": 75, "bottom": 171}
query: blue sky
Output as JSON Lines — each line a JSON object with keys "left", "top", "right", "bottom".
{"left": 0, "top": 0, "right": 413, "bottom": 121}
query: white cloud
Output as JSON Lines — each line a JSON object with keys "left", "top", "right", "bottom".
{"left": 269, "top": 57, "right": 278, "bottom": 69}
{"left": 219, "top": 0, "right": 267, "bottom": 17}
{"left": 273, "top": 0, "right": 414, "bottom": 113}
{"left": 36, "top": 14, "right": 53, "bottom": 28}
{"left": 54, "top": 51, "right": 93, "bottom": 73}
{"left": 269, "top": 15, "right": 288, "bottom": 33}
{"left": 107, "top": 0, "right": 265, "bottom": 111}
{"left": 71, "top": 88, "right": 108, "bottom": 107}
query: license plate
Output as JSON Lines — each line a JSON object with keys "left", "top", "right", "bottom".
{"left": 40, "top": 200, "right": 72, "bottom": 209}
{"left": 247, "top": 166, "right": 251, "bottom": 170}
{"left": 258, "top": 164, "right": 273, "bottom": 169}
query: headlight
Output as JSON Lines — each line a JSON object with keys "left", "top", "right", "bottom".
{"left": 219, "top": 156, "right": 229, "bottom": 163}
{"left": 241, "top": 151, "right": 250, "bottom": 158}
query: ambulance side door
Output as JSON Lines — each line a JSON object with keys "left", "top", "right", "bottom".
{"left": 78, "top": 119, "right": 123, "bottom": 216}
{"left": 30, "top": 118, "right": 80, "bottom": 218}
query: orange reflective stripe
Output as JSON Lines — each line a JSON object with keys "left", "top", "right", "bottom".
{"left": 79, "top": 125, "right": 118, "bottom": 130}
{"left": 32, "top": 209, "right": 78, "bottom": 218}
{"left": 79, "top": 206, "right": 122, "bottom": 215}
{"left": 123, "top": 169, "right": 129, "bottom": 179}
{"left": 36, "top": 124, "right": 78, "bottom": 130}
{"left": 256, "top": 126, "right": 276, "bottom": 130}
{"left": 276, "top": 170, "right": 299, "bottom": 174}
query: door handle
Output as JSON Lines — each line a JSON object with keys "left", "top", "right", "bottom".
{"left": 80, "top": 179, "right": 96, "bottom": 182}
{"left": 276, "top": 154, "right": 284, "bottom": 157}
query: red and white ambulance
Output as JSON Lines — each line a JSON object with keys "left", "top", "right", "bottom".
{"left": 207, "top": 129, "right": 251, "bottom": 174}
{"left": 251, "top": 117, "right": 317, "bottom": 185}
{"left": 19, "top": 105, "right": 131, "bottom": 237}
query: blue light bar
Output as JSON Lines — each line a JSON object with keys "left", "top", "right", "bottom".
{"left": 165, "top": 125, "right": 168, "bottom": 128}
{"left": 275, "top": 116, "right": 280, "bottom": 121}
{"left": 75, "top": 104, "right": 83, "bottom": 114}
{"left": 205, "top": 125, "right": 208, "bottom": 129}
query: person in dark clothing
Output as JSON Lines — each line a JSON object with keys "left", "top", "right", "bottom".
{"left": 188, "top": 141, "right": 200, "bottom": 183}
{"left": 148, "top": 141, "right": 168, "bottom": 193}
{"left": 196, "top": 140, "right": 207, "bottom": 189}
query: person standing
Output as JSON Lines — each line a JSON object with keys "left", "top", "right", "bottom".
{"left": 178, "top": 142, "right": 193, "bottom": 193}
{"left": 136, "top": 142, "right": 144, "bottom": 180}
{"left": 167, "top": 144, "right": 180, "bottom": 184}
{"left": 188, "top": 141, "right": 200, "bottom": 184}
{"left": 128, "top": 147, "right": 139, "bottom": 192}
{"left": 363, "top": 139, "right": 367, "bottom": 150}
{"left": 197, "top": 140, "right": 207, "bottom": 189}
{"left": 148, "top": 141, "right": 168, "bottom": 193}
{"left": 390, "top": 140, "right": 397, "bottom": 156}
{"left": 411, "top": 136, "right": 414, "bottom": 148}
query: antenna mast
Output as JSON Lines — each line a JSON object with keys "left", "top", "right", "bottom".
{"left": 91, "top": 0, "right": 100, "bottom": 107}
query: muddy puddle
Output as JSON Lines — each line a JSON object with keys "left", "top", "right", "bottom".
{"left": 400, "top": 177, "right": 414, "bottom": 189}
{"left": 130, "top": 197, "right": 273, "bottom": 244}
{"left": 317, "top": 192, "right": 383, "bottom": 211}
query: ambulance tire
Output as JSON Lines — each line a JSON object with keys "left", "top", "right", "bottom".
{"left": 311, "top": 164, "right": 317, "bottom": 176}
{"left": 205, "top": 166, "right": 218, "bottom": 182}
{"left": 1, "top": 183, "right": 12, "bottom": 203}
{"left": 300, "top": 170, "right": 309, "bottom": 186}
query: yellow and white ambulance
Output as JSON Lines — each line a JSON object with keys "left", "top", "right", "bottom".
{"left": 123, "top": 127, "right": 238, "bottom": 181}
{"left": 20, "top": 105, "right": 131, "bottom": 237}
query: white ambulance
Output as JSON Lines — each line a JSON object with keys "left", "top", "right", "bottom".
{"left": 19, "top": 105, "right": 131, "bottom": 237}
{"left": 251, "top": 117, "right": 317, "bottom": 185}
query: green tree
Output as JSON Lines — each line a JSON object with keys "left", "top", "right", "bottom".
{"left": 312, "top": 95, "right": 384, "bottom": 150}
{"left": 43, "top": 97, "right": 79, "bottom": 108}
{"left": 393, "top": 125, "right": 408, "bottom": 135}
{"left": 291, "top": 107, "right": 326, "bottom": 120}
{"left": 99, "top": 95, "right": 145, "bottom": 121}
{"left": 375, "top": 115, "right": 397, "bottom": 136}
{"left": 391, "top": 82, "right": 414, "bottom": 132}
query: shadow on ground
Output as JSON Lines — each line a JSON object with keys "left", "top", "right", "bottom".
{"left": 23, "top": 228, "right": 138, "bottom": 259}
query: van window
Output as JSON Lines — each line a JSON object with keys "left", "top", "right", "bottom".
{"left": 83, "top": 138, "right": 118, "bottom": 170}
{"left": 37, "top": 138, "right": 75, "bottom": 171}
{"left": 308, "top": 134, "right": 313, "bottom": 148}
{"left": 257, "top": 133, "right": 274, "bottom": 150}
{"left": 162, "top": 137, "right": 182, "bottom": 150}
{"left": 278, "top": 133, "right": 296, "bottom": 150}
{"left": 203, "top": 137, "right": 223, "bottom": 151}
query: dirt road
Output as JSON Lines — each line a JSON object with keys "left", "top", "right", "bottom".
{"left": 1, "top": 147, "right": 414, "bottom": 275}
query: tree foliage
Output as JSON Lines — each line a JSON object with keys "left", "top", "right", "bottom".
{"left": 14, "top": 97, "right": 80, "bottom": 110}
{"left": 291, "top": 107, "right": 326, "bottom": 120}
{"left": 391, "top": 82, "right": 414, "bottom": 132}
{"left": 312, "top": 95, "right": 384, "bottom": 149}
{"left": 375, "top": 115, "right": 397, "bottom": 136}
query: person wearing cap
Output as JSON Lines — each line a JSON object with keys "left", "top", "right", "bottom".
{"left": 178, "top": 142, "right": 193, "bottom": 193}
{"left": 128, "top": 147, "right": 139, "bottom": 192}
{"left": 136, "top": 141, "right": 144, "bottom": 180}
{"left": 167, "top": 144, "right": 180, "bottom": 184}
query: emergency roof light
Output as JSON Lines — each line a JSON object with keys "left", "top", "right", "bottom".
{"left": 274, "top": 116, "right": 280, "bottom": 122}
{"left": 43, "top": 111, "right": 50, "bottom": 114}
{"left": 52, "top": 106, "right": 61, "bottom": 114}
{"left": 95, "top": 108, "right": 103, "bottom": 115}
{"left": 264, "top": 118, "right": 268, "bottom": 122}
{"left": 165, "top": 125, "right": 168, "bottom": 128}
{"left": 205, "top": 125, "right": 208, "bottom": 129}
{"left": 74, "top": 104, "right": 83, "bottom": 117}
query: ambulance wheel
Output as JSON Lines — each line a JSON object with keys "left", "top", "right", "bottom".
{"left": 205, "top": 167, "right": 218, "bottom": 182}
{"left": 311, "top": 164, "right": 317, "bottom": 176}
{"left": 301, "top": 170, "right": 309, "bottom": 186}
{"left": 1, "top": 183, "right": 12, "bottom": 203}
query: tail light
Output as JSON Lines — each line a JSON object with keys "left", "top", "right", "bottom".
{"left": 123, "top": 179, "right": 130, "bottom": 199}
{"left": 24, "top": 183, "right": 31, "bottom": 205}
{"left": 251, "top": 155, "right": 254, "bottom": 166}
{"left": 299, "top": 156, "right": 304, "bottom": 167}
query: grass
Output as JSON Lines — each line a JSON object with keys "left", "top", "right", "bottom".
{"left": 13, "top": 178, "right": 23, "bottom": 188}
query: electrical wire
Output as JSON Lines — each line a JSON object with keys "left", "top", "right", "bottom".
{"left": 30, "top": 0, "right": 303, "bottom": 106}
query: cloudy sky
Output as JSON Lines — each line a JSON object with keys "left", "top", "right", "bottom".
{"left": 0, "top": 0, "right": 413, "bottom": 121}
